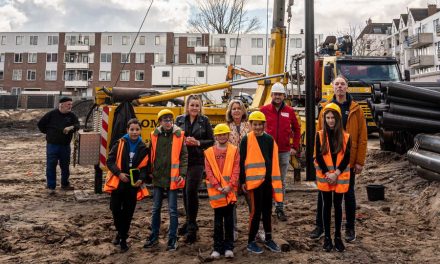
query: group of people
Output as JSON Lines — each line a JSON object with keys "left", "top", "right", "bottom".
{"left": 38, "top": 75, "right": 367, "bottom": 257}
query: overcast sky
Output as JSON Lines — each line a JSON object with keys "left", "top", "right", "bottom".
{"left": 0, "top": 0, "right": 430, "bottom": 35}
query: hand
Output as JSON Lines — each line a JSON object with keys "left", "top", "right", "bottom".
{"left": 119, "top": 173, "right": 130, "bottom": 183}
{"left": 134, "top": 180, "right": 142, "bottom": 187}
{"left": 326, "top": 173, "right": 337, "bottom": 185}
{"left": 176, "top": 176, "right": 184, "bottom": 184}
{"left": 354, "top": 164, "right": 363, "bottom": 174}
{"left": 241, "top": 184, "right": 247, "bottom": 194}
{"left": 290, "top": 148, "right": 297, "bottom": 156}
{"left": 222, "top": 185, "right": 232, "bottom": 194}
{"left": 63, "top": 126, "right": 74, "bottom": 134}
{"left": 185, "top": 137, "right": 200, "bottom": 146}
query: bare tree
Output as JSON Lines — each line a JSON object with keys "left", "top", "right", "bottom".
{"left": 189, "top": 0, "right": 261, "bottom": 34}
{"left": 337, "top": 24, "right": 387, "bottom": 56}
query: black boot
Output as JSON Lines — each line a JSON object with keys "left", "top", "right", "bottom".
{"left": 185, "top": 223, "right": 197, "bottom": 244}
{"left": 178, "top": 222, "right": 188, "bottom": 236}
{"left": 323, "top": 237, "right": 333, "bottom": 252}
{"left": 334, "top": 237, "right": 345, "bottom": 252}
{"left": 112, "top": 233, "right": 121, "bottom": 245}
{"left": 120, "top": 239, "right": 129, "bottom": 252}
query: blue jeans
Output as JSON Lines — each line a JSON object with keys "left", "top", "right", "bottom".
{"left": 46, "top": 143, "right": 71, "bottom": 189}
{"left": 276, "top": 151, "right": 291, "bottom": 210}
{"left": 151, "top": 187, "right": 178, "bottom": 240}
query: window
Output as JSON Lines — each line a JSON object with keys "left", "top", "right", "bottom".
{"left": 230, "top": 38, "right": 241, "bottom": 48}
{"left": 121, "top": 53, "right": 130, "bottom": 63}
{"left": 213, "top": 38, "right": 226, "bottom": 47}
{"left": 0, "top": 71, "right": 4, "bottom": 80}
{"left": 120, "top": 70, "right": 130, "bottom": 81}
{"left": 154, "top": 53, "right": 165, "bottom": 64}
{"left": 30, "top": 36, "right": 38, "bottom": 45}
{"left": 135, "top": 70, "right": 144, "bottom": 81}
{"left": 230, "top": 55, "right": 241, "bottom": 65}
{"left": 139, "top": 36, "right": 145, "bottom": 45}
{"left": 187, "top": 37, "right": 201, "bottom": 47}
{"left": 135, "top": 53, "right": 145, "bottom": 63}
{"left": 99, "top": 71, "right": 111, "bottom": 81}
{"left": 197, "top": 71, "right": 204, "bottom": 78}
{"left": 187, "top": 54, "right": 196, "bottom": 64}
{"left": 48, "top": 35, "right": 59, "bottom": 45}
{"left": 173, "top": 54, "right": 179, "bottom": 64}
{"left": 14, "top": 53, "right": 23, "bottom": 63}
{"left": 290, "top": 38, "right": 302, "bottom": 48}
{"left": 28, "top": 53, "right": 37, "bottom": 63}
{"left": 210, "top": 54, "right": 225, "bottom": 64}
{"left": 251, "top": 38, "right": 263, "bottom": 48}
{"left": 122, "top": 36, "right": 130, "bottom": 45}
{"left": 100, "top": 53, "right": 112, "bottom": 63}
{"left": 88, "top": 52, "right": 94, "bottom": 63}
{"left": 162, "top": 71, "right": 170, "bottom": 77}
{"left": 155, "top": 36, "right": 160, "bottom": 45}
{"left": 0, "top": 53, "right": 4, "bottom": 62}
{"left": 252, "top": 55, "right": 263, "bottom": 65}
{"left": 47, "top": 53, "right": 58, "bottom": 62}
{"left": 11, "top": 87, "right": 21, "bottom": 95}
{"left": 107, "top": 36, "right": 112, "bottom": 45}
{"left": 1, "top": 36, "right": 6, "bottom": 45}
{"left": 12, "top": 69, "right": 22, "bottom": 80}
{"left": 45, "top": 70, "right": 57, "bottom": 80}
{"left": 27, "top": 70, "right": 36, "bottom": 81}
{"left": 16, "top": 36, "right": 23, "bottom": 45}
{"left": 174, "top": 37, "right": 179, "bottom": 46}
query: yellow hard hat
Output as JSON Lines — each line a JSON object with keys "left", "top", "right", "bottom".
{"left": 248, "top": 111, "right": 266, "bottom": 122}
{"left": 157, "top": 109, "right": 174, "bottom": 120}
{"left": 323, "top": 103, "right": 342, "bottom": 117}
{"left": 213, "top": 123, "right": 231, "bottom": 135}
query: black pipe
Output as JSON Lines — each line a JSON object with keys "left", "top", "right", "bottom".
{"left": 401, "top": 81, "right": 440, "bottom": 88}
{"left": 414, "top": 134, "right": 440, "bottom": 154}
{"left": 416, "top": 166, "right": 440, "bottom": 181}
{"left": 382, "top": 112, "right": 440, "bottom": 132}
{"left": 386, "top": 82, "right": 440, "bottom": 104}
{"left": 389, "top": 102, "right": 440, "bottom": 119}
{"left": 408, "top": 149, "right": 440, "bottom": 174}
{"left": 305, "top": 0, "right": 315, "bottom": 181}
{"left": 385, "top": 95, "right": 440, "bottom": 109}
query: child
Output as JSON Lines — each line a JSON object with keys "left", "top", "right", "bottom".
{"left": 143, "top": 109, "right": 188, "bottom": 251}
{"left": 239, "top": 111, "right": 283, "bottom": 254}
{"left": 105, "top": 118, "right": 150, "bottom": 252}
{"left": 314, "top": 103, "right": 351, "bottom": 252}
{"left": 205, "top": 124, "right": 240, "bottom": 259}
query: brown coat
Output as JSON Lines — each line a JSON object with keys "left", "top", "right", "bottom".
{"left": 317, "top": 100, "right": 368, "bottom": 167}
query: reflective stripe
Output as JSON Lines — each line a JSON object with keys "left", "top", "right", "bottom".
{"left": 246, "top": 175, "right": 265, "bottom": 181}
{"left": 223, "top": 176, "right": 230, "bottom": 181}
{"left": 316, "top": 177, "right": 328, "bottom": 183}
{"left": 337, "top": 179, "right": 350, "bottom": 184}
{"left": 171, "top": 163, "right": 180, "bottom": 169}
{"left": 206, "top": 183, "right": 215, "bottom": 188}
{"left": 272, "top": 176, "right": 282, "bottom": 181}
{"left": 209, "top": 194, "right": 227, "bottom": 201}
{"left": 273, "top": 188, "right": 283, "bottom": 194}
{"left": 245, "top": 162, "right": 266, "bottom": 170}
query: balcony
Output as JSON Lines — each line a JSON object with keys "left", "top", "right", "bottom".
{"left": 436, "top": 24, "right": 440, "bottom": 36}
{"left": 66, "top": 44, "right": 90, "bottom": 52}
{"left": 408, "top": 33, "right": 433, "bottom": 49}
{"left": 194, "top": 46, "right": 208, "bottom": 53}
{"left": 65, "top": 80, "right": 89, "bottom": 88}
{"left": 408, "top": 55, "right": 434, "bottom": 68}
{"left": 209, "top": 46, "right": 226, "bottom": 54}
{"left": 65, "top": 62, "right": 89, "bottom": 69}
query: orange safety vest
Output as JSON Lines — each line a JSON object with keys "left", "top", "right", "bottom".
{"left": 244, "top": 131, "right": 283, "bottom": 203}
{"left": 150, "top": 130, "right": 185, "bottom": 190}
{"left": 103, "top": 139, "right": 150, "bottom": 200}
{"left": 204, "top": 144, "right": 238, "bottom": 209}
{"left": 314, "top": 130, "right": 351, "bottom": 193}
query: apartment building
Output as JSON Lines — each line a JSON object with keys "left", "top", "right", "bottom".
{"left": 357, "top": 19, "right": 391, "bottom": 56}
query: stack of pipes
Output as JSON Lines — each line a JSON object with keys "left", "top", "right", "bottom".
{"left": 407, "top": 134, "right": 440, "bottom": 181}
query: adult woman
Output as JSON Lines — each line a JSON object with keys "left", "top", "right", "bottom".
{"left": 175, "top": 94, "right": 214, "bottom": 243}
{"left": 105, "top": 118, "right": 149, "bottom": 252}
{"left": 314, "top": 103, "right": 351, "bottom": 252}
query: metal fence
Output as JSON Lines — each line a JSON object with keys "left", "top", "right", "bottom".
{"left": 0, "top": 94, "right": 93, "bottom": 110}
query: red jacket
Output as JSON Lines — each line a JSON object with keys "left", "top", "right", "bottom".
{"left": 260, "top": 102, "right": 301, "bottom": 152}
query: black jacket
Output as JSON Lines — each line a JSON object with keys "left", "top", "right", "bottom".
{"left": 37, "top": 109, "right": 80, "bottom": 145}
{"left": 175, "top": 114, "right": 214, "bottom": 166}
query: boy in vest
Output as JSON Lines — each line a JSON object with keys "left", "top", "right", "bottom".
{"left": 205, "top": 124, "right": 240, "bottom": 259}
{"left": 239, "top": 111, "right": 283, "bottom": 254}
{"left": 143, "top": 109, "right": 188, "bottom": 251}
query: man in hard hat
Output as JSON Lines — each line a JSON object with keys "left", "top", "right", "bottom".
{"left": 144, "top": 109, "right": 188, "bottom": 251}
{"left": 260, "top": 82, "right": 301, "bottom": 221}
{"left": 205, "top": 123, "right": 240, "bottom": 259}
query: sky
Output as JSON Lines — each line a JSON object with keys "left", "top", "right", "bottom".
{"left": 0, "top": 0, "right": 431, "bottom": 35}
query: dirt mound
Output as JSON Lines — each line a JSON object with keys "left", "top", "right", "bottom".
{"left": 0, "top": 109, "right": 46, "bottom": 130}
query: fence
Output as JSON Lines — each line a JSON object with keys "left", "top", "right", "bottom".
{"left": 0, "top": 95, "right": 93, "bottom": 110}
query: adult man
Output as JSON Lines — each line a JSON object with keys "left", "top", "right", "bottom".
{"left": 38, "top": 97, "right": 79, "bottom": 194}
{"left": 309, "top": 75, "right": 367, "bottom": 242}
{"left": 260, "top": 82, "right": 300, "bottom": 221}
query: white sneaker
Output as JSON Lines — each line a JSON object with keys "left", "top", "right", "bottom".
{"left": 225, "top": 250, "right": 234, "bottom": 258}
{"left": 256, "top": 230, "right": 265, "bottom": 242}
{"left": 210, "top": 251, "right": 220, "bottom": 259}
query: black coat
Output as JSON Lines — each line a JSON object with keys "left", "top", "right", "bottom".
{"left": 175, "top": 114, "right": 214, "bottom": 166}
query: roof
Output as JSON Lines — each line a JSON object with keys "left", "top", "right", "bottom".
{"left": 358, "top": 23, "right": 392, "bottom": 39}
{"left": 401, "top": 14, "right": 408, "bottom": 26}
{"left": 393, "top": 19, "right": 400, "bottom": 30}
{"left": 409, "top": 8, "right": 440, "bottom": 21}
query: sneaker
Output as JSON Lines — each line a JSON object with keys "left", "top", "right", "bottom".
{"left": 345, "top": 228, "right": 356, "bottom": 243}
{"left": 167, "top": 238, "right": 178, "bottom": 251}
{"left": 225, "top": 250, "right": 234, "bottom": 258}
{"left": 47, "top": 189, "right": 56, "bottom": 195}
{"left": 120, "top": 239, "right": 129, "bottom": 252}
{"left": 323, "top": 237, "right": 333, "bottom": 252}
{"left": 210, "top": 251, "right": 221, "bottom": 259}
{"left": 309, "top": 227, "right": 324, "bottom": 240}
{"left": 112, "top": 233, "right": 120, "bottom": 245}
{"left": 61, "top": 185, "right": 74, "bottom": 191}
{"left": 264, "top": 239, "right": 281, "bottom": 253}
{"left": 255, "top": 230, "right": 265, "bottom": 242}
{"left": 334, "top": 237, "right": 345, "bottom": 252}
{"left": 143, "top": 236, "right": 159, "bottom": 248}
{"left": 275, "top": 208, "right": 287, "bottom": 222}
{"left": 233, "top": 230, "right": 238, "bottom": 242}
{"left": 247, "top": 241, "right": 263, "bottom": 254}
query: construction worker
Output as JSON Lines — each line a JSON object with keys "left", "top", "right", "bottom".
{"left": 175, "top": 94, "right": 214, "bottom": 244}
{"left": 260, "top": 82, "right": 301, "bottom": 221}
{"left": 37, "top": 96, "right": 79, "bottom": 194}
{"left": 105, "top": 118, "right": 150, "bottom": 252}
{"left": 144, "top": 109, "right": 188, "bottom": 251}
{"left": 310, "top": 75, "right": 367, "bottom": 243}
{"left": 240, "top": 111, "right": 283, "bottom": 254}
{"left": 314, "top": 103, "right": 351, "bottom": 252}
{"left": 205, "top": 124, "right": 240, "bottom": 259}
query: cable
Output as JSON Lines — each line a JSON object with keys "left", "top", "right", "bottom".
{"left": 264, "top": 0, "right": 269, "bottom": 75}
{"left": 113, "top": 0, "right": 154, "bottom": 88}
